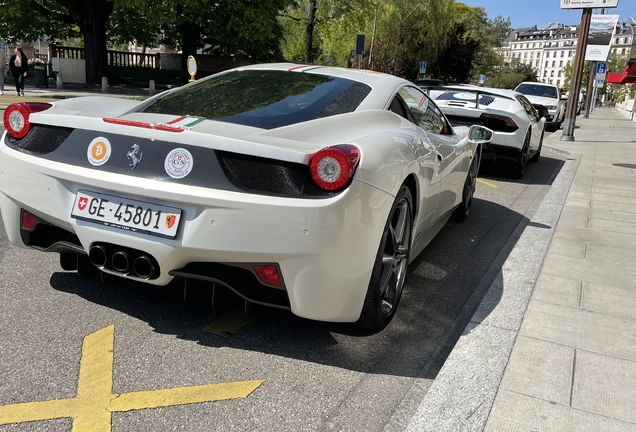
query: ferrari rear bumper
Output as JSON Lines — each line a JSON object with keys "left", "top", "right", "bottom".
{"left": 0, "top": 143, "right": 393, "bottom": 323}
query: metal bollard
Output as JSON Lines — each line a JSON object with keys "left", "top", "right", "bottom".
{"left": 102, "top": 76, "right": 108, "bottom": 93}
{"left": 149, "top": 80, "right": 156, "bottom": 96}
{"left": 56, "top": 73, "right": 63, "bottom": 90}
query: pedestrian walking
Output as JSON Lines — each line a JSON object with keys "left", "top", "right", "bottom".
{"left": 9, "top": 47, "right": 28, "bottom": 96}
{"left": 0, "top": 48, "right": 6, "bottom": 95}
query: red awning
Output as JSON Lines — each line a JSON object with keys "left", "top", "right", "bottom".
{"left": 608, "top": 58, "right": 636, "bottom": 84}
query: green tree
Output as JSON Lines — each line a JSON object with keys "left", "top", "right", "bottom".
{"left": 0, "top": 0, "right": 115, "bottom": 83}
{"left": 428, "top": 22, "right": 480, "bottom": 83}
{"left": 490, "top": 59, "right": 537, "bottom": 89}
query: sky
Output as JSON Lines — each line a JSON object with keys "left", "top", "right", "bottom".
{"left": 461, "top": 0, "right": 636, "bottom": 29}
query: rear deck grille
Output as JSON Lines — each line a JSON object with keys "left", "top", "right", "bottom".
{"left": 6, "top": 125, "right": 74, "bottom": 155}
{"left": 216, "top": 150, "right": 336, "bottom": 198}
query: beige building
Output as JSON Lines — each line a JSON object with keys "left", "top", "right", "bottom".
{"left": 498, "top": 18, "right": 636, "bottom": 88}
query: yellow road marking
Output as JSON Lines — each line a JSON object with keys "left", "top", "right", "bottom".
{"left": 477, "top": 178, "right": 498, "bottom": 188}
{"left": 0, "top": 325, "right": 264, "bottom": 431}
{"left": 203, "top": 308, "right": 263, "bottom": 337}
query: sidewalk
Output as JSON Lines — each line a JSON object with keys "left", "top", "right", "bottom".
{"left": 0, "top": 76, "right": 150, "bottom": 108}
{"left": 402, "top": 108, "right": 636, "bottom": 431}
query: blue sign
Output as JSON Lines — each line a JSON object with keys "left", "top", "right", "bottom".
{"left": 350, "top": 50, "right": 355, "bottom": 61}
{"left": 597, "top": 62, "right": 607, "bottom": 74}
{"left": 419, "top": 61, "right": 427, "bottom": 74}
{"left": 479, "top": 74, "right": 485, "bottom": 83}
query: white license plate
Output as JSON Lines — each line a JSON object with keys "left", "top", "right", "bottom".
{"left": 71, "top": 190, "right": 182, "bottom": 239}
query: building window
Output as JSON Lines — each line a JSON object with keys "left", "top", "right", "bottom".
{"left": 623, "top": 48, "right": 627, "bottom": 54}
{"left": 557, "top": 80, "right": 561, "bottom": 86}
{"left": 531, "top": 52, "right": 534, "bottom": 58}
{"left": 559, "top": 61, "right": 563, "bottom": 67}
{"left": 560, "top": 51, "right": 565, "bottom": 57}
{"left": 545, "top": 61, "right": 549, "bottom": 67}
{"left": 569, "top": 51, "right": 573, "bottom": 57}
{"left": 552, "top": 61, "right": 556, "bottom": 67}
{"left": 524, "top": 53, "right": 528, "bottom": 58}
{"left": 536, "top": 60, "right": 539, "bottom": 67}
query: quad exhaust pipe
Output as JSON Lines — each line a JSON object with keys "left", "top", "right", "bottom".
{"left": 133, "top": 255, "right": 156, "bottom": 279}
{"left": 87, "top": 245, "right": 158, "bottom": 279}
{"left": 88, "top": 245, "right": 109, "bottom": 267}
{"left": 112, "top": 251, "right": 131, "bottom": 273}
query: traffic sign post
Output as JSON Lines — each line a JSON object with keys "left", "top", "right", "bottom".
{"left": 597, "top": 62, "right": 607, "bottom": 74}
{"left": 479, "top": 75, "right": 485, "bottom": 85}
{"left": 419, "top": 61, "right": 427, "bottom": 75}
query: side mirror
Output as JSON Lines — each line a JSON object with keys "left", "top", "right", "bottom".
{"left": 533, "top": 104, "right": 549, "bottom": 120}
{"left": 468, "top": 125, "right": 493, "bottom": 144}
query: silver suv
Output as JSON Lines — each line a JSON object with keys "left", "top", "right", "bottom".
{"left": 514, "top": 82, "right": 566, "bottom": 132}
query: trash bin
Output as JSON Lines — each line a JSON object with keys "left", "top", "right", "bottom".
{"left": 35, "top": 65, "right": 49, "bottom": 88}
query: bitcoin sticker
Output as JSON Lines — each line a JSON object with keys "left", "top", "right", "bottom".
{"left": 87, "top": 137, "right": 112, "bottom": 166}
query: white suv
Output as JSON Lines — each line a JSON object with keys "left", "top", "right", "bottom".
{"left": 514, "top": 82, "right": 565, "bottom": 132}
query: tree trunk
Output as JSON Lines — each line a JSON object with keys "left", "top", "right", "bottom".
{"left": 304, "top": 0, "right": 317, "bottom": 64}
{"left": 367, "top": 5, "right": 378, "bottom": 69}
{"left": 69, "top": 0, "right": 113, "bottom": 84}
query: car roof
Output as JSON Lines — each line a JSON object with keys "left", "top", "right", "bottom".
{"left": 516, "top": 81, "right": 557, "bottom": 88}
{"left": 236, "top": 63, "right": 409, "bottom": 93}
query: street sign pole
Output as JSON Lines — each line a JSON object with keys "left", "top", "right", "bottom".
{"left": 584, "top": 61, "right": 597, "bottom": 118}
{"left": 562, "top": 8, "right": 592, "bottom": 141}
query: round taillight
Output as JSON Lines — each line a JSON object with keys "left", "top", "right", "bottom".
{"left": 309, "top": 145, "right": 360, "bottom": 191}
{"left": 3, "top": 103, "right": 52, "bottom": 139}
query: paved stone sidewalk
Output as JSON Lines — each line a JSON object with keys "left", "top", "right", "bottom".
{"left": 403, "top": 108, "right": 636, "bottom": 432}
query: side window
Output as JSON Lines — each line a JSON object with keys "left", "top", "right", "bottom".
{"left": 517, "top": 95, "right": 537, "bottom": 120}
{"left": 398, "top": 86, "right": 451, "bottom": 135}
{"left": 389, "top": 97, "right": 409, "bottom": 119}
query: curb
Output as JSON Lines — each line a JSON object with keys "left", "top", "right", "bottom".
{"left": 385, "top": 140, "right": 580, "bottom": 431}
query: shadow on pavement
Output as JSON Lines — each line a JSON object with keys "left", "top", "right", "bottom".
{"left": 47, "top": 195, "right": 530, "bottom": 379}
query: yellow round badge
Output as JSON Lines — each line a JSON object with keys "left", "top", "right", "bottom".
{"left": 87, "top": 137, "right": 112, "bottom": 166}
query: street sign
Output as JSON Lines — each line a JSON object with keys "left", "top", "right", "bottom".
{"left": 597, "top": 62, "right": 607, "bottom": 74}
{"left": 597, "top": 79, "right": 605, "bottom": 86}
{"left": 596, "top": 73, "right": 606, "bottom": 81}
{"left": 479, "top": 74, "right": 485, "bottom": 84}
{"left": 419, "top": 61, "right": 427, "bottom": 74}
{"left": 350, "top": 50, "right": 355, "bottom": 62}
{"left": 355, "top": 35, "right": 365, "bottom": 55}
{"left": 560, "top": 0, "right": 619, "bottom": 9}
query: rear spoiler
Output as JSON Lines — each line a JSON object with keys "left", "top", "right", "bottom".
{"left": 434, "top": 85, "right": 515, "bottom": 108}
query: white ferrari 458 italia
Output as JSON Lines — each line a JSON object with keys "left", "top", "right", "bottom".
{"left": 0, "top": 63, "right": 492, "bottom": 330}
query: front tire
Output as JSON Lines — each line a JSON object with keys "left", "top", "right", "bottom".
{"left": 357, "top": 186, "right": 413, "bottom": 331}
{"left": 451, "top": 152, "right": 480, "bottom": 221}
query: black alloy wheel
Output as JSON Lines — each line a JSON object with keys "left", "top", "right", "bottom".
{"left": 511, "top": 132, "right": 530, "bottom": 179}
{"left": 357, "top": 186, "right": 413, "bottom": 331}
{"left": 530, "top": 130, "right": 544, "bottom": 163}
{"left": 451, "top": 151, "right": 480, "bottom": 222}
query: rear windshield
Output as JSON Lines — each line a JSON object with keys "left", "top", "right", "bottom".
{"left": 515, "top": 84, "right": 557, "bottom": 98}
{"left": 141, "top": 70, "right": 371, "bottom": 130}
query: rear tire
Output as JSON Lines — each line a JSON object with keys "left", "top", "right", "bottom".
{"left": 530, "top": 130, "right": 544, "bottom": 163}
{"left": 511, "top": 133, "right": 530, "bottom": 179}
{"left": 357, "top": 186, "right": 413, "bottom": 331}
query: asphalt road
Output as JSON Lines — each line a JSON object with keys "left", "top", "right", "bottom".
{"left": 0, "top": 128, "right": 566, "bottom": 431}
